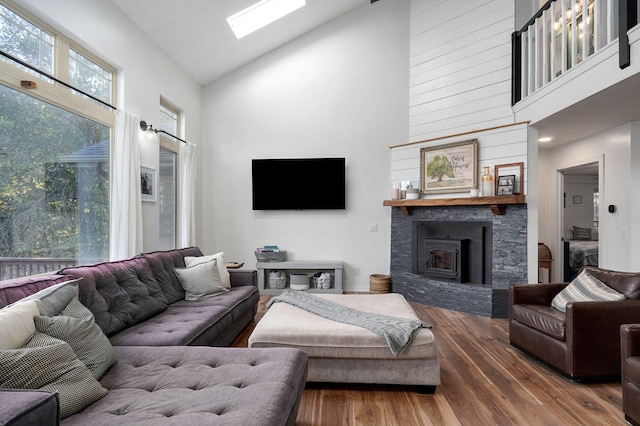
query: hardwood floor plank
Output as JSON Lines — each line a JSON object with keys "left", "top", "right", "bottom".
{"left": 233, "top": 296, "right": 625, "bottom": 425}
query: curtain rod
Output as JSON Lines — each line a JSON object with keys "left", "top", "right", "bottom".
{"left": 140, "top": 121, "right": 189, "bottom": 144}
{"left": 0, "top": 49, "right": 117, "bottom": 110}
{"left": 156, "top": 129, "right": 188, "bottom": 144}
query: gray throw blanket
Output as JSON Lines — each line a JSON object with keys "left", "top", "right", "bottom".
{"left": 267, "top": 290, "right": 431, "bottom": 357}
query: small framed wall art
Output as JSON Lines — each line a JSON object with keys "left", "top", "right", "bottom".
{"left": 140, "top": 166, "right": 157, "bottom": 202}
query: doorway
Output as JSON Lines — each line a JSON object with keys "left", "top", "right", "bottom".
{"left": 559, "top": 162, "right": 600, "bottom": 281}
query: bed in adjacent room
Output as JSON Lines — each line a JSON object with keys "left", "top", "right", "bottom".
{"left": 563, "top": 232, "right": 599, "bottom": 281}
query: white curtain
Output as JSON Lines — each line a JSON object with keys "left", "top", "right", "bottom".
{"left": 178, "top": 141, "right": 197, "bottom": 247}
{"left": 109, "top": 110, "right": 143, "bottom": 260}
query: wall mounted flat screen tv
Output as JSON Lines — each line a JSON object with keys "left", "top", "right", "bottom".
{"left": 252, "top": 158, "right": 346, "bottom": 210}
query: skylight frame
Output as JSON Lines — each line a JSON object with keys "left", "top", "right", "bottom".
{"left": 226, "top": 0, "right": 306, "bottom": 39}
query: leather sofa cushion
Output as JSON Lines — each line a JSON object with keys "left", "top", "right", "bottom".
{"left": 141, "top": 247, "right": 204, "bottom": 304}
{"left": 626, "top": 357, "right": 640, "bottom": 385}
{"left": 59, "top": 258, "right": 168, "bottom": 336}
{"left": 586, "top": 266, "right": 640, "bottom": 300}
{"left": 511, "top": 303, "right": 566, "bottom": 340}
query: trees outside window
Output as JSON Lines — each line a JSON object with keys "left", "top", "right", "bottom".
{"left": 0, "top": 3, "right": 114, "bottom": 278}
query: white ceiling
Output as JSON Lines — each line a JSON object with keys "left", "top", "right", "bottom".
{"left": 109, "top": 0, "right": 639, "bottom": 149}
{"left": 535, "top": 71, "right": 640, "bottom": 149}
{"left": 109, "top": 0, "right": 368, "bottom": 85}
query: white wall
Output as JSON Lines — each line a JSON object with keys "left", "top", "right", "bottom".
{"left": 563, "top": 174, "right": 598, "bottom": 238}
{"left": 201, "top": 1, "right": 409, "bottom": 291}
{"left": 538, "top": 124, "right": 634, "bottom": 278}
{"left": 409, "top": 0, "right": 515, "bottom": 141}
{"left": 391, "top": 124, "right": 528, "bottom": 196}
{"left": 17, "top": 0, "right": 203, "bottom": 254}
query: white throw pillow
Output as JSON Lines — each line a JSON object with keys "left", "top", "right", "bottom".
{"left": 0, "top": 299, "right": 40, "bottom": 350}
{"left": 185, "top": 252, "right": 231, "bottom": 289}
{"left": 552, "top": 270, "right": 626, "bottom": 312}
{"left": 174, "top": 259, "right": 229, "bottom": 301}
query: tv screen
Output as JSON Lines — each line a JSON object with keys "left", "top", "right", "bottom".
{"left": 252, "top": 158, "right": 346, "bottom": 210}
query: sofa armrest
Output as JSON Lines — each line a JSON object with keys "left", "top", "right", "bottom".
{"left": 621, "top": 324, "right": 640, "bottom": 359}
{"left": 0, "top": 390, "right": 59, "bottom": 426}
{"left": 567, "top": 300, "right": 640, "bottom": 370}
{"left": 509, "top": 283, "right": 568, "bottom": 306}
{"left": 229, "top": 269, "right": 257, "bottom": 288}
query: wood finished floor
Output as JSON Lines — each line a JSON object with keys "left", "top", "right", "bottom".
{"left": 232, "top": 296, "right": 625, "bottom": 426}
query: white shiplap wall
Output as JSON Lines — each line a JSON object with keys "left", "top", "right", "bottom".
{"left": 409, "top": 0, "right": 515, "bottom": 141}
{"left": 391, "top": 123, "right": 528, "bottom": 197}
{"left": 393, "top": 0, "right": 527, "bottom": 197}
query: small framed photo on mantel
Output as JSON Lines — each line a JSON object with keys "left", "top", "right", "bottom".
{"left": 494, "top": 162, "right": 524, "bottom": 195}
{"left": 140, "top": 166, "right": 156, "bottom": 202}
{"left": 496, "top": 174, "right": 515, "bottom": 196}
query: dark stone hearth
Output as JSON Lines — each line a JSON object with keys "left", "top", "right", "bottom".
{"left": 390, "top": 205, "right": 527, "bottom": 318}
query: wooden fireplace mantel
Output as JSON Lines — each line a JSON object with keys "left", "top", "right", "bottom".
{"left": 383, "top": 194, "right": 526, "bottom": 216}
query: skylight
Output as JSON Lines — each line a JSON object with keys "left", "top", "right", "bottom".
{"left": 226, "top": 0, "right": 306, "bottom": 39}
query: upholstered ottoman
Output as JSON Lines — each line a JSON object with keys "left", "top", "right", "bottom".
{"left": 248, "top": 293, "right": 440, "bottom": 390}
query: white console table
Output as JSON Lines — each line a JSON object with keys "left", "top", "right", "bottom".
{"left": 257, "top": 261, "right": 343, "bottom": 295}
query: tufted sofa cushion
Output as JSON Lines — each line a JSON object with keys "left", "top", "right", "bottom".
{"left": 110, "top": 285, "right": 258, "bottom": 346}
{"left": 62, "top": 345, "right": 308, "bottom": 426}
{"left": 141, "top": 247, "right": 204, "bottom": 304}
{"left": 59, "top": 258, "right": 168, "bottom": 337}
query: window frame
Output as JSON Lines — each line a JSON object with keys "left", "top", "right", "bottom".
{"left": 0, "top": 0, "right": 116, "bottom": 271}
{"left": 157, "top": 99, "right": 182, "bottom": 250}
{"left": 0, "top": 1, "right": 115, "bottom": 128}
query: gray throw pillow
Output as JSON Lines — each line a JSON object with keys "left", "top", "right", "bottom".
{"left": 572, "top": 226, "right": 593, "bottom": 241}
{"left": 552, "top": 270, "right": 626, "bottom": 312}
{"left": 20, "top": 278, "right": 81, "bottom": 317}
{"left": 34, "top": 297, "right": 117, "bottom": 379}
{"left": 0, "top": 332, "right": 107, "bottom": 419}
{"left": 174, "top": 259, "right": 229, "bottom": 301}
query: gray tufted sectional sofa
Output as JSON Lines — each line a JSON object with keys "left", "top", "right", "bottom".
{"left": 0, "top": 247, "right": 308, "bottom": 425}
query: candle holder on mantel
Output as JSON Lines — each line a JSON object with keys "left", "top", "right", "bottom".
{"left": 481, "top": 166, "right": 494, "bottom": 196}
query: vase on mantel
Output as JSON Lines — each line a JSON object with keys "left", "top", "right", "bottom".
{"left": 481, "top": 166, "right": 494, "bottom": 196}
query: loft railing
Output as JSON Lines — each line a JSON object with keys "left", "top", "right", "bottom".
{"left": 512, "top": 0, "right": 638, "bottom": 105}
{"left": 0, "top": 257, "right": 77, "bottom": 281}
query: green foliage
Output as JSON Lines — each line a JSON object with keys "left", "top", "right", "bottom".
{"left": 0, "top": 84, "right": 109, "bottom": 259}
{"left": 426, "top": 155, "right": 455, "bottom": 182}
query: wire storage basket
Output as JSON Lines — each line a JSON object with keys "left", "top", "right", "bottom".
{"left": 313, "top": 272, "right": 332, "bottom": 290}
{"left": 267, "top": 270, "right": 287, "bottom": 289}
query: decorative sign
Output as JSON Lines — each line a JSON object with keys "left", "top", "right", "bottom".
{"left": 420, "top": 139, "right": 478, "bottom": 195}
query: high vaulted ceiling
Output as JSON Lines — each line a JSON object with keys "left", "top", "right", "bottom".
{"left": 109, "top": 0, "right": 368, "bottom": 85}
{"left": 109, "top": 0, "right": 640, "bottom": 149}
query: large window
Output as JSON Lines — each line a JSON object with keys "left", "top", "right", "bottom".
{"left": 0, "top": 2, "right": 114, "bottom": 279}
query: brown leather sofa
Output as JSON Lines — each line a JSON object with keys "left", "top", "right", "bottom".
{"left": 621, "top": 324, "right": 640, "bottom": 425}
{"left": 509, "top": 266, "right": 640, "bottom": 380}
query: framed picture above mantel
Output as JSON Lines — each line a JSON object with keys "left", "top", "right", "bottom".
{"left": 420, "top": 139, "right": 478, "bottom": 195}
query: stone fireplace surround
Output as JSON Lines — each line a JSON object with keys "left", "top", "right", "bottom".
{"left": 390, "top": 204, "right": 528, "bottom": 318}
